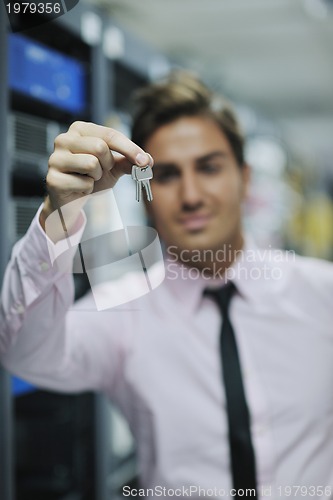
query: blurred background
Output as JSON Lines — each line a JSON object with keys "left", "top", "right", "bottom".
{"left": 1, "top": 0, "right": 333, "bottom": 499}
{"left": 87, "top": 0, "right": 333, "bottom": 257}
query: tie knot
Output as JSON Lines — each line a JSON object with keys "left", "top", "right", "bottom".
{"left": 204, "top": 280, "right": 236, "bottom": 313}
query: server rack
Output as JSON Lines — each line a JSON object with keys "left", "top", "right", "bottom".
{"left": 0, "top": 9, "right": 14, "bottom": 500}
{"left": 1, "top": 5, "right": 171, "bottom": 499}
{"left": 2, "top": 5, "right": 101, "bottom": 500}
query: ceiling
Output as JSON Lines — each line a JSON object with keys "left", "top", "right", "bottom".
{"left": 83, "top": 0, "right": 333, "bottom": 166}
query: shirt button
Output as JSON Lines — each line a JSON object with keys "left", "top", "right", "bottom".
{"left": 40, "top": 262, "right": 50, "bottom": 272}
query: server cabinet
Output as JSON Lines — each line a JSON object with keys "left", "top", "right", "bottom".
{"left": 7, "top": 12, "right": 97, "bottom": 500}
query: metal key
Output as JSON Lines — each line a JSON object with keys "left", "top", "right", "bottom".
{"left": 132, "top": 165, "right": 153, "bottom": 202}
{"left": 132, "top": 166, "right": 141, "bottom": 201}
{"left": 131, "top": 165, "right": 142, "bottom": 202}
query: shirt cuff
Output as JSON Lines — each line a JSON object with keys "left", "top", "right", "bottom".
{"left": 35, "top": 203, "right": 87, "bottom": 266}
{"left": 15, "top": 203, "right": 87, "bottom": 278}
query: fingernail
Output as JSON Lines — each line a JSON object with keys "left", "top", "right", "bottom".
{"left": 136, "top": 153, "right": 148, "bottom": 166}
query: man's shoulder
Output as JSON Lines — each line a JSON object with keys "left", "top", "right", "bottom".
{"left": 273, "top": 250, "right": 333, "bottom": 301}
{"left": 250, "top": 243, "right": 333, "bottom": 292}
{"left": 287, "top": 252, "right": 333, "bottom": 280}
{"left": 254, "top": 244, "right": 332, "bottom": 275}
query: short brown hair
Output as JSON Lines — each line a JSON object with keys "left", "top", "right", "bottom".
{"left": 131, "top": 71, "right": 245, "bottom": 167}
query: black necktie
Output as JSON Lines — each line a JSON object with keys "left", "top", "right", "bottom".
{"left": 205, "top": 281, "right": 257, "bottom": 497}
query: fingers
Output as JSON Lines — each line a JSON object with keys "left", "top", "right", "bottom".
{"left": 146, "top": 152, "right": 153, "bottom": 165}
{"left": 47, "top": 168, "right": 95, "bottom": 196}
{"left": 54, "top": 133, "right": 115, "bottom": 173}
{"left": 49, "top": 151, "right": 104, "bottom": 182}
{"left": 49, "top": 147, "right": 138, "bottom": 183}
{"left": 47, "top": 121, "right": 154, "bottom": 210}
{"left": 68, "top": 121, "right": 153, "bottom": 168}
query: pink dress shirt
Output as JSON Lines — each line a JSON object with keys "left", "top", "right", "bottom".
{"left": 1, "top": 206, "right": 333, "bottom": 499}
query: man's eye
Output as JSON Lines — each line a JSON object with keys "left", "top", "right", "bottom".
{"left": 199, "top": 163, "right": 221, "bottom": 173}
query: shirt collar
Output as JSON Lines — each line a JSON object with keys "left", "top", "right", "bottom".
{"left": 164, "top": 234, "right": 277, "bottom": 314}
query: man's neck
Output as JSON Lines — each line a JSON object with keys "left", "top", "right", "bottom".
{"left": 167, "top": 233, "right": 245, "bottom": 278}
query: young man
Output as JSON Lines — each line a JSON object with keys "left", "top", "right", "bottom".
{"left": 1, "top": 73, "right": 333, "bottom": 499}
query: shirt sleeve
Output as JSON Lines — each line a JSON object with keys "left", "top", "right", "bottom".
{"left": 0, "top": 204, "right": 126, "bottom": 395}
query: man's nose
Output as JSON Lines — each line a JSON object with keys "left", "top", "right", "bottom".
{"left": 179, "top": 172, "right": 203, "bottom": 208}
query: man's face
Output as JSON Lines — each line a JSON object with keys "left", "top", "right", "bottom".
{"left": 144, "top": 115, "right": 250, "bottom": 259}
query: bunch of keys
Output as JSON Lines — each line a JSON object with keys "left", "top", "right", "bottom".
{"left": 131, "top": 164, "right": 153, "bottom": 202}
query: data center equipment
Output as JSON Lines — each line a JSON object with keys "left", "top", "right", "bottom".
{"left": 8, "top": 20, "right": 91, "bottom": 243}
{"left": 3, "top": 6, "right": 170, "bottom": 499}
{"left": 7, "top": 12, "right": 97, "bottom": 500}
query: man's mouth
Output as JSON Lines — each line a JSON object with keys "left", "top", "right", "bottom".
{"left": 178, "top": 214, "right": 212, "bottom": 231}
